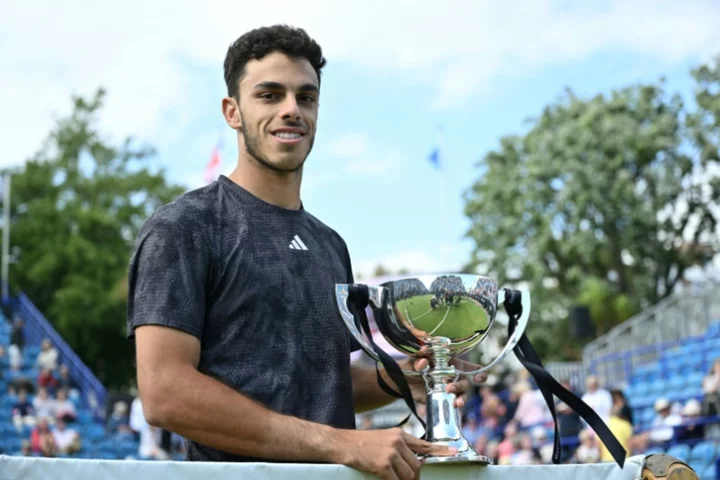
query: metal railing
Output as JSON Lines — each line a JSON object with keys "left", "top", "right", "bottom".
{"left": 582, "top": 284, "right": 720, "bottom": 387}
{"left": 16, "top": 292, "right": 106, "bottom": 417}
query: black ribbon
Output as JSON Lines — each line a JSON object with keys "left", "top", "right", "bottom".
{"left": 347, "top": 284, "right": 426, "bottom": 435}
{"left": 503, "top": 288, "right": 626, "bottom": 468}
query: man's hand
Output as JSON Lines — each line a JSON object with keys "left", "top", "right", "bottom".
{"left": 332, "top": 428, "right": 457, "bottom": 480}
{"left": 398, "top": 346, "right": 487, "bottom": 409}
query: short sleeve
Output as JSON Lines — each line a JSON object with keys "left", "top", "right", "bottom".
{"left": 126, "top": 208, "right": 210, "bottom": 341}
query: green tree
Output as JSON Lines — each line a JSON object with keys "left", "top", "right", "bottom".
{"left": 463, "top": 57, "right": 720, "bottom": 359}
{"left": 4, "top": 89, "right": 185, "bottom": 388}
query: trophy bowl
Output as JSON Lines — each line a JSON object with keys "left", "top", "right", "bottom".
{"left": 336, "top": 274, "right": 531, "bottom": 465}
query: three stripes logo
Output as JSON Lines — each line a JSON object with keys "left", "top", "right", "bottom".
{"left": 288, "top": 234, "right": 309, "bottom": 251}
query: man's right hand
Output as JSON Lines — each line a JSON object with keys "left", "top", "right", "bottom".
{"left": 332, "top": 428, "right": 457, "bottom": 480}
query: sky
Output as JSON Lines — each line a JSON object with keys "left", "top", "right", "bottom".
{"left": 2, "top": 0, "right": 720, "bottom": 279}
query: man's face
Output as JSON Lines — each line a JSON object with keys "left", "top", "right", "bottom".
{"left": 233, "top": 52, "right": 319, "bottom": 172}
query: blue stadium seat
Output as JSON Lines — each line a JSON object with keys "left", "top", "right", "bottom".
{"left": 645, "top": 446, "right": 665, "bottom": 456}
{"left": 699, "top": 464, "right": 715, "bottom": 480}
{"left": 689, "top": 441, "right": 717, "bottom": 468}
{"left": 666, "top": 444, "right": 691, "bottom": 462}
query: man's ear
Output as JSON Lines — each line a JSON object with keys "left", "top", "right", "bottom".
{"left": 221, "top": 96, "right": 243, "bottom": 130}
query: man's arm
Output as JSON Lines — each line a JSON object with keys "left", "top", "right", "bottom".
{"left": 351, "top": 363, "right": 399, "bottom": 413}
{"left": 136, "top": 324, "right": 340, "bottom": 462}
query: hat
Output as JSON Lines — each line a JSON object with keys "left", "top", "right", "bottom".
{"left": 654, "top": 398, "right": 670, "bottom": 412}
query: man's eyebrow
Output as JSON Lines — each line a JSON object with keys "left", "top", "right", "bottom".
{"left": 253, "top": 81, "right": 318, "bottom": 93}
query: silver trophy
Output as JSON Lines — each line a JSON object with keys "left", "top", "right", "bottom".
{"left": 335, "top": 274, "right": 530, "bottom": 465}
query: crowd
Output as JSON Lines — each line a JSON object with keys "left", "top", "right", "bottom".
{"left": 359, "top": 360, "right": 720, "bottom": 466}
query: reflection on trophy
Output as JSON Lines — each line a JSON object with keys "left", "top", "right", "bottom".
{"left": 335, "top": 274, "right": 531, "bottom": 465}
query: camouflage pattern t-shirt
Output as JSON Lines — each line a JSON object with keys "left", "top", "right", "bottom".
{"left": 126, "top": 175, "right": 357, "bottom": 462}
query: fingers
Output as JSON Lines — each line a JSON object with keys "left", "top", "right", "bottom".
{"left": 396, "top": 443, "right": 422, "bottom": 478}
{"left": 413, "top": 357, "right": 429, "bottom": 372}
{"left": 391, "top": 454, "right": 416, "bottom": 480}
{"left": 403, "top": 432, "right": 457, "bottom": 457}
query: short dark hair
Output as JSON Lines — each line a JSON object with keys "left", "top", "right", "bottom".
{"left": 223, "top": 25, "right": 326, "bottom": 98}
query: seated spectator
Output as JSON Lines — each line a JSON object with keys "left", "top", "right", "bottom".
{"left": 599, "top": 405, "right": 633, "bottom": 463}
{"left": 510, "top": 434, "right": 538, "bottom": 465}
{"left": 581, "top": 376, "right": 613, "bottom": 424}
{"left": 610, "top": 389, "right": 633, "bottom": 425}
{"left": 11, "top": 389, "right": 36, "bottom": 432}
{"left": 676, "top": 399, "right": 705, "bottom": 441}
{"left": 461, "top": 412, "right": 483, "bottom": 446}
{"left": 37, "top": 368, "right": 59, "bottom": 393}
{"left": 8, "top": 344, "right": 22, "bottom": 371}
{"left": 32, "top": 387, "right": 57, "bottom": 423}
{"left": 531, "top": 426, "right": 554, "bottom": 464}
{"left": 30, "top": 418, "right": 57, "bottom": 457}
{"left": 11, "top": 317, "right": 24, "bottom": 351}
{"left": 19, "top": 440, "right": 32, "bottom": 457}
{"left": 54, "top": 389, "right": 77, "bottom": 423}
{"left": 52, "top": 418, "right": 81, "bottom": 455}
{"left": 106, "top": 401, "right": 133, "bottom": 437}
{"left": 36, "top": 338, "right": 59, "bottom": 371}
{"left": 496, "top": 422, "right": 517, "bottom": 465}
{"left": 56, "top": 364, "right": 80, "bottom": 399}
{"left": 512, "top": 381, "right": 548, "bottom": 428}
{"left": 702, "top": 358, "right": 720, "bottom": 416}
{"left": 575, "top": 429, "right": 600, "bottom": 463}
{"left": 632, "top": 397, "right": 683, "bottom": 452}
{"left": 139, "top": 423, "right": 170, "bottom": 460}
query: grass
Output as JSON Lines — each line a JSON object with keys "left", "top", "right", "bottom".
{"left": 395, "top": 294, "right": 491, "bottom": 343}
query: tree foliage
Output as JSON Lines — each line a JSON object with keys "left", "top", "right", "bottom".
{"left": 463, "top": 57, "right": 720, "bottom": 358}
{"left": 4, "top": 89, "right": 185, "bottom": 388}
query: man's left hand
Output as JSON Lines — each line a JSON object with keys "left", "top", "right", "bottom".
{"left": 398, "top": 346, "right": 487, "bottom": 409}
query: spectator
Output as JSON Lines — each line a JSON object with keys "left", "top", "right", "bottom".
{"left": 581, "top": 376, "right": 613, "bottom": 424}
{"left": 531, "top": 426, "right": 554, "bottom": 464}
{"left": 32, "top": 387, "right": 57, "bottom": 423}
{"left": 11, "top": 389, "right": 36, "bottom": 432}
{"left": 557, "top": 401, "right": 583, "bottom": 460}
{"left": 510, "top": 434, "right": 537, "bottom": 465}
{"left": 37, "top": 368, "right": 59, "bottom": 393}
{"left": 129, "top": 395, "right": 145, "bottom": 443}
{"left": 610, "top": 389, "right": 633, "bottom": 425}
{"left": 512, "top": 381, "right": 548, "bottom": 428}
{"left": 7, "top": 344, "right": 22, "bottom": 371}
{"left": 36, "top": 339, "right": 59, "bottom": 371}
{"left": 633, "top": 397, "right": 683, "bottom": 451}
{"left": 139, "top": 423, "right": 170, "bottom": 460}
{"left": 461, "top": 412, "right": 483, "bottom": 446}
{"left": 57, "top": 364, "right": 80, "bottom": 399}
{"left": 496, "top": 422, "right": 517, "bottom": 464}
{"left": 54, "top": 389, "right": 77, "bottom": 423}
{"left": 52, "top": 418, "right": 81, "bottom": 455}
{"left": 106, "top": 401, "right": 133, "bottom": 437}
{"left": 575, "top": 429, "right": 600, "bottom": 463}
{"left": 702, "top": 358, "right": 720, "bottom": 416}
{"left": 676, "top": 399, "right": 704, "bottom": 442}
{"left": 10, "top": 317, "right": 24, "bottom": 350}
{"left": 19, "top": 440, "right": 32, "bottom": 457}
{"left": 599, "top": 404, "right": 633, "bottom": 463}
{"left": 30, "top": 418, "right": 57, "bottom": 457}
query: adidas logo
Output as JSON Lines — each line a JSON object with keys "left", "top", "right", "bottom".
{"left": 288, "top": 234, "right": 309, "bottom": 251}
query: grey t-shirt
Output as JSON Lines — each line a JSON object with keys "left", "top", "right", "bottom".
{"left": 126, "top": 175, "right": 358, "bottom": 462}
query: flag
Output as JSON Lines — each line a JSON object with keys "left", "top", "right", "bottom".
{"left": 204, "top": 141, "right": 222, "bottom": 184}
{"left": 428, "top": 147, "right": 441, "bottom": 169}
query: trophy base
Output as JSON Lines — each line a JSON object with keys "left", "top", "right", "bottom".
{"left": 419, "top": 437, "right": 492, "bottom": 465}
{"left": 422, "top": 453, "right": 492, "bottom": 465}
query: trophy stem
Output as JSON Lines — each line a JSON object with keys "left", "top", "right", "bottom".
{"left": 420, "top": 341, "right": 490, "bottom": 464}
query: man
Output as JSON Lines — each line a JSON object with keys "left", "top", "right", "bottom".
{"left": 127, "top": 25, "right": 482, "bottom": 480}
{"left": 581, "top": 375, "right": 613, "bottom": 424}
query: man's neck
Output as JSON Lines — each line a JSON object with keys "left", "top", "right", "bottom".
{"left": 227, "top": 156, "right": 303, "bottom": 210}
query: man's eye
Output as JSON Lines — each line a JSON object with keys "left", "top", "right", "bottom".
{"left": 300, "top": 95, "right": 316, "bottom": 103}
{"left": 260, "top": 93, "right": 277, "bottom": 100}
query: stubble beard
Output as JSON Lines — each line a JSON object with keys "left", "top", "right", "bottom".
{"left": 240, "top": 112, "right": 314, "bottom": 174}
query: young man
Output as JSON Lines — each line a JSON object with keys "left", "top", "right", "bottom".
{"left": 127, "top": 25, "right": 482, "bottom": 480}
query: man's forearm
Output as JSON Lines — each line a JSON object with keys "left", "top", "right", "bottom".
{"left": 143, "top": 365, "right": 342, "bottom": 462}
{"left": 351, "top": 364, "right": 401, "bottom": 413}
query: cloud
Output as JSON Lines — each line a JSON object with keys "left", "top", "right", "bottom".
{"left": 323, "top": 132, "right": 406, "bottom": 176}
{"left": 3, "top": 0, "right": 719, "bottom": 169}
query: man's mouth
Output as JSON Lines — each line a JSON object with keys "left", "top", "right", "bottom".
{"left": 272, "top": 132, "right": 304, "bottom": 140}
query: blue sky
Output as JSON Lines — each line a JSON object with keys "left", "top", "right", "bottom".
{"left": 3, "top": 1, "right": 719, "bottom": 278}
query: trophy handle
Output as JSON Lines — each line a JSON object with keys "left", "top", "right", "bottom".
{"left": 335, "top": 284, "right": 381, "bottom": 364}
{"left": 460, "top": 289, "right": 531, "bottom": 377}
